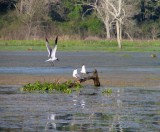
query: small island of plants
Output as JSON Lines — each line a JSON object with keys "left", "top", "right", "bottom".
{"left": 22, "top": 80, "right": 82, "bottom": 94}
{"left": 22, "top": 69, "right": 101, "bottom": 94}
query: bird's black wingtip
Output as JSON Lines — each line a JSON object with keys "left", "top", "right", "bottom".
{"left": 45, "top": 37, "right": 49, "bottom": 42}
{"left": 55, "top": 36, "right": 58, "bottom": 44}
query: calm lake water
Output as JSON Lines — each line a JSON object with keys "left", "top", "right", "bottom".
{"left": 1, "top": 51, "right": 160, "bottom": 76}
{"left": 0, "top": 85, "right": 159, "bottom": 132}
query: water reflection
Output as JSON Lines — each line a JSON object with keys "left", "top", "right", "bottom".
{"left": 0, "top": 86, "right": 160, "bottom": 131}
{"left": 109, "top": 88, "right": 123, "bottom": 132}
{"left": 45, "top": 93, "right": 87, "bottom": 131}
{"left": 72, "top": 94, "right": 86, "bottom": 109}
{"left": 45, "top": 88, "right": 124, "bottom": 131}
{"left": 45, "top": 114, "right": 56, "bottom": 130}
{"left": 45, "top": 113, "right": 73, "bottom": 131}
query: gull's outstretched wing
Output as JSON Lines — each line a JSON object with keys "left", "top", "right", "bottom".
{"left": 51, "top": 45, "right": 57, "bottom": 59}
{"left": 53, "top": 36, "right": 58, "bottom": 49}
{"left": 51, "top": 36, "right": 58, "bottom": 58}
{"left": 45, "top": 38, "right": 52, "bottom": 57}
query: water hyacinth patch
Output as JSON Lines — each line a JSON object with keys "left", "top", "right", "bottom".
{"left": 22, "top": 80, "right": 82, "bottom": 94}
{"left": 102, "top": 88, "right": 113, "bottom": 94}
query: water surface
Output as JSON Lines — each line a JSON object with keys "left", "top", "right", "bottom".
{"left": 0, "top": 86, "right": 159, "bottom": 131}
{"left": 0, "top": 51, "right": 160, "bottom": 131}
{"left": 1, "top": 51, "right": 160, "bottom": 75}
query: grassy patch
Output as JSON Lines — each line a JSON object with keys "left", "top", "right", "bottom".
{"left": 22, "top": 80, "right": 82, "bottom": 94}
{"left": 0, "top": 39, "right": 160, "bottom": 52}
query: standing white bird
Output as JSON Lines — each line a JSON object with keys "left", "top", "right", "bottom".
{"left": 73, "top": 69, "right": 80, "bottom": 78}
{"left": 81, "top": 65, "right": 87, "bottom": 74}
{"left": 80, "top": 65, "right": 92, "bottom": 74}
{"left": 45, "top": 36, "right": 59, "bottom": 66}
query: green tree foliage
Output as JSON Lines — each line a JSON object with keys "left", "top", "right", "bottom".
{"left": 134, "top": 0, "right": 160, "bottom": 39}
{"left": 50, "top": 0, "right": 103, "bottom": 38}
{"left": 80, "top": 14, "right": 104, "bottom": 36}
{"left": 0, "top": 0, "right": 20, "bottom": 39}
{"left": 1, "top": 0, "right": 160, "bottom": 40}
{"left": 135, "top": 0, "right": 160, "bottom": 22}
{"left": 0, "top": 0, "right": 17, "bottom": 12}
{"left": 0, "top": 0, "right": 18, "bottom": 29}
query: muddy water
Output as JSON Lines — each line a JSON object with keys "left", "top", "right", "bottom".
{"left": 0, "top": 51, "right": 160, "bottom": 75}
{"left": 0, "top": 51, "right": 160, "bottom": 67}
{"left": 0, "top": 51, "right": 160, "bottom": 131}
{"left": 0, "top": 86, "right": 159, "bottom": 131}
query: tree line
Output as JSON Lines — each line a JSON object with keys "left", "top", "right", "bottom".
{"left": 0, "top": 0, "right": 160, "bottom": 42}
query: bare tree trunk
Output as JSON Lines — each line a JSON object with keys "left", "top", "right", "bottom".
{"left": 86, "top": 0, "right": 125, "bottom": 47}
{"left": 116, "top": 21, "right": 122, "bottom": 49}
{"left": 105, "top": 22, "right": 111, "bottom": 39}
{"left": 26, "top": 23, "right": 32, "bottom": 39}
{"left": 20, "top": 0, "right": 23, "bottom": 14}
{"left": 104, "top": 2, "right": 111, "bottom": 39}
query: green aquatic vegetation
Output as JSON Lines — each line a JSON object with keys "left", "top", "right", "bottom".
{"left": 102, "top": 88, "right": 113, "bottom": 94}
{"left": 22, "top": 81, "right": 82, "bottom": 94}
{"left": 150, "top": 53, "right": 157, "bottom": 58}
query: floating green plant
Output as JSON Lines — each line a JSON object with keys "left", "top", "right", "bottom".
{"left": 102, "top": 88, "right": 113, "bottom": 94}
{"left": 22, "top": 80, "right": 82, "bottom": 94}
{"left": 150, "top": 53, "right": 157, "bottom": 58}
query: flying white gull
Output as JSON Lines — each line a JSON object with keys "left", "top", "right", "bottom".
{"left": 73, "top": 69, "right": 81, "bottom": 78}
{"left": 45, "top": 36, "right": 59, "bottom": 66}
